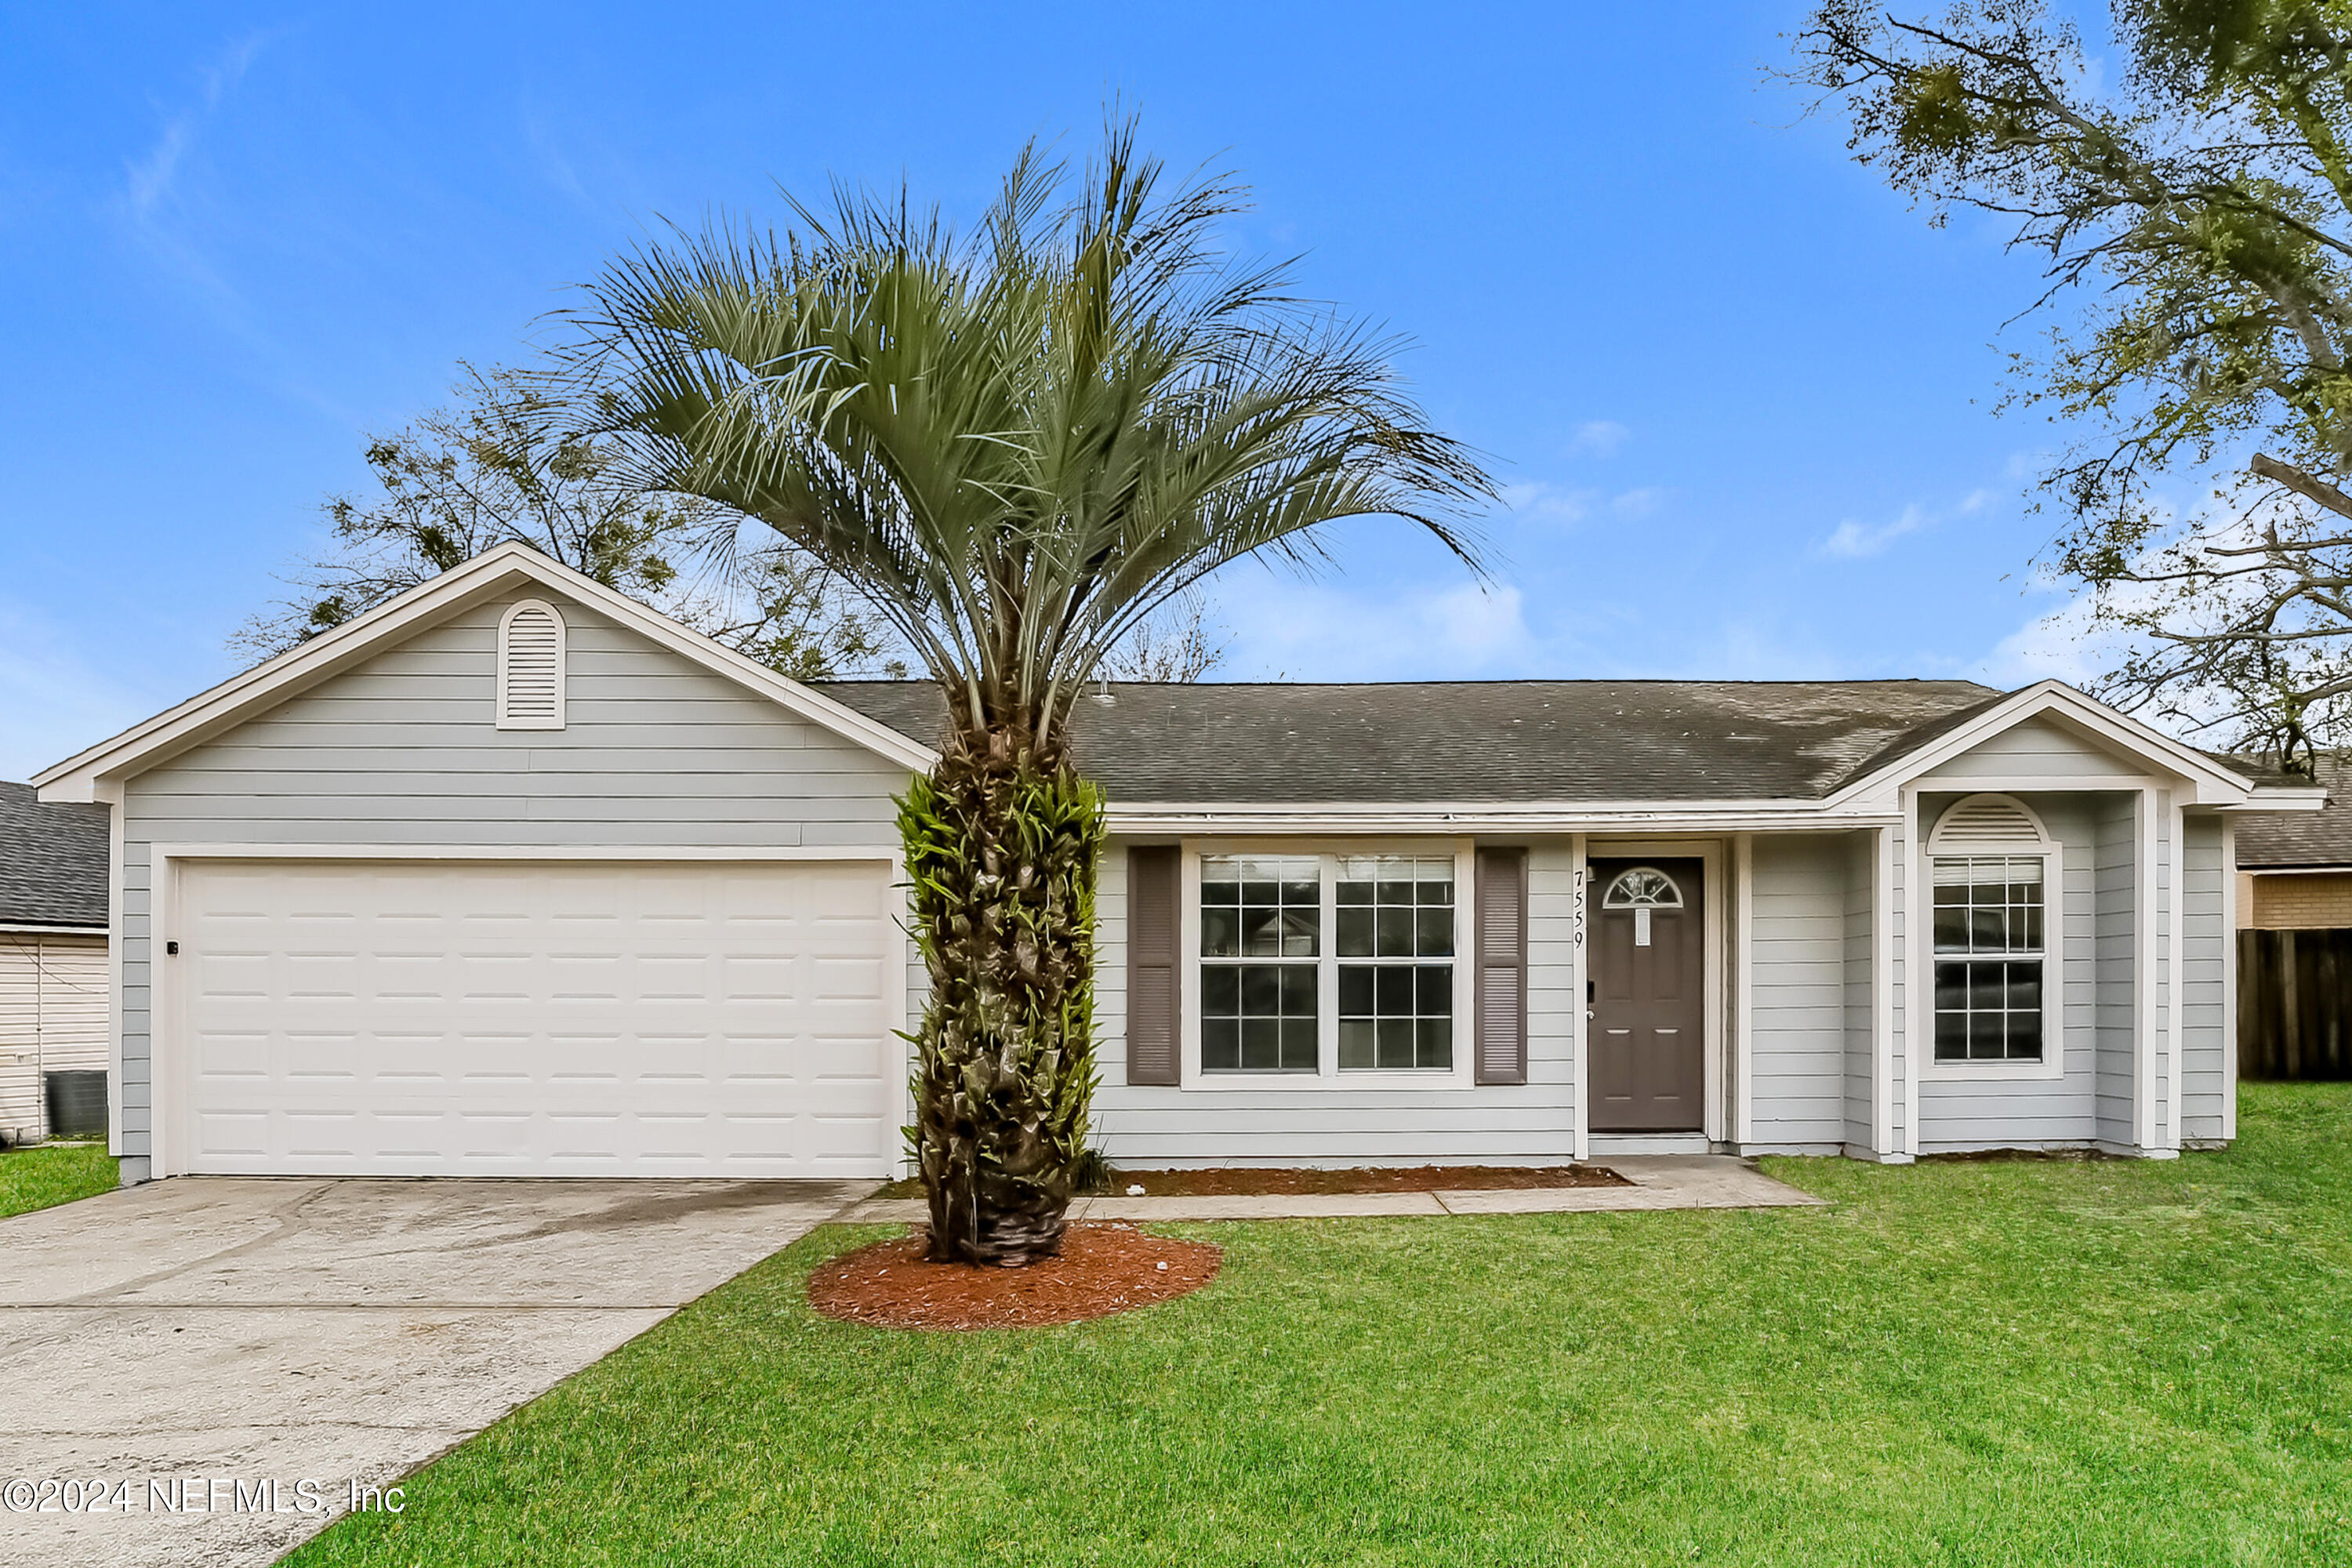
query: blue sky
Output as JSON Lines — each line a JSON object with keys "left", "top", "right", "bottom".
{"left": 0, "top": 2, "right": 2099, "bottom": 779}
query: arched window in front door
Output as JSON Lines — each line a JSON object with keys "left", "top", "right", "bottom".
{"left": 1602, "top": 866, "right": 1683, "bottom": 947}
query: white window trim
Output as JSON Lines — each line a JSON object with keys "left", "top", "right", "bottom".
{"left": 1922, "top": 795, "right": 2067, "bottom": 1083}
{"left": 495, "top": 598, "right": 567, "bottom": 731}
{"left": 1178, "top": 837, "right": 1477, "bottom": 1091}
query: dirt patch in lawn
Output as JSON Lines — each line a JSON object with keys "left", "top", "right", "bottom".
{"left": 873, "top": 1163, "right": 1629, "bottom": 1200}
{"left": 809, "top": 1224, "right": 1221, "bottom": 1330}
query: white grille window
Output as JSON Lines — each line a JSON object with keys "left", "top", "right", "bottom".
{"left": 1932, "top": 855, "right": 2045, "bottom": 1062}
{"left": 497, "top": 600, "right": 566, "bottom": 730}
{"left": 1926, "top": 796, "right": 2058, "bottom": 1068}
{"left": 1196, "top": 848, "right": 1465, "bottom": 1077}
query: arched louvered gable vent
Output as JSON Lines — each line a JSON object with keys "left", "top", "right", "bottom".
{"left": 497, "top": 600, "right": 566, "bottom": 730}
{"left": 1928, "top": 793, "right": 2049, "bottom": 850}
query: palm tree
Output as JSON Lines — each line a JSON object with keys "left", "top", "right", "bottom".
{"left": 557, "top": 125, "right": 1491, "bottom": 1265}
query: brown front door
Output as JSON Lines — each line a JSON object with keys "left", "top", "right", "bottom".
{"left": 1589, "top": 858, "right": 1704, "bottom": 1132}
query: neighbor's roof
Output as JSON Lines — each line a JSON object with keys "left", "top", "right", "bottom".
{"left": 2236, "top": 756, "right": 2352, "bottom": 868}
{"left": 0, "top": 780, "right": 108, "bottom": 928}
{"left": 818, "top": 678, "right": 2018, "bottom": 804}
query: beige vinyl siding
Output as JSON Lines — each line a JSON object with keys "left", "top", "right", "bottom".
{"left": 2180, "top": 815, "right": 2228, "bottom": 1142}
{"left": 1842, "top": 830, "right": 1875, "bottom": 1150}
{"left": 113, "top": 589, "right": 916, "bottom": 1166}
{"left": 1744, "top": 833, "right": 1849, "bottom": 1151}
{"left": 0, "top": 932, "right": 110, "bottom": 1141}
{"left": 1086, "top": 837, "right": 1580, "bottom": 1169}
{"left": 1915, "top": 793, "right": 2103, "bottom": 1151}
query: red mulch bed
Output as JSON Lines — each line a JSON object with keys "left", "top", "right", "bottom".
{"left": 873, "top": 1163, "right": 1628, "bottom": 1200}
{"left": 808, "top": 1223, "right": 1221, "bottom": 1330}
{"left": 1109, "top": 1163, "right": 1629, "bottom": 1196}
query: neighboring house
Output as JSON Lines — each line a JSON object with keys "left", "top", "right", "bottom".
{"left": 0, "top": 780, "right": 111, "bottom": 1145}
{"left": 30, "top": 544, "right": 2325, "bottom": 1186}
{"left": 2234, "top": 755, "right": 2352, "bottom": 928}
{"left": 2228, "top": 757, "right": 2352, "bottom": 1080}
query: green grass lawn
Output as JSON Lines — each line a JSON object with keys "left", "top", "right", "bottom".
{"left": 0, "top": 1139, "right": 116, "bottom": 1219}
{"left": 292, "top": 1083, "right": 2352, "bottom": 1567}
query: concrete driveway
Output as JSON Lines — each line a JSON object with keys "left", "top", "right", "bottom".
{"left": 0, "top": 1175, "right": 871, "bottom": 1568}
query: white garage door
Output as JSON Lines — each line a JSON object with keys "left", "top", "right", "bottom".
{"left": 172, "top": 858, "right": 898, "bottom": 1178}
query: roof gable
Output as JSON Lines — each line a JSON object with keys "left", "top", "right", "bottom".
{"left": 34, "top": 544, "right": 935, "bottom": 802}
{"left": 1826, "top": 681, "right": 2279, "bottom": 808}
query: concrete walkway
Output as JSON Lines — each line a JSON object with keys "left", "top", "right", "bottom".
{"left": 0, "top": 1175, "right": 873, "bottom": 1568}
{"left": 841, "top": 1156, "right": 1823, "bottom": 1224}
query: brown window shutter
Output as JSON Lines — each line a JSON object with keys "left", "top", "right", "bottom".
{"left": 1126, "top": 846, "right": 1181, "bottom": 1085}
{"left": 1475, "top": 848, "right": 1529, "bottom": 1085}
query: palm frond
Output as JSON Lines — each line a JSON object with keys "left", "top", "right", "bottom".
{"left": 547, "top": 119, "right": 1495, "bottom": 746}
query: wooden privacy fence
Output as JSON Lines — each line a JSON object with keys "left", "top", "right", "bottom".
{"left": 2238, "top": 928, "right": 2352, "bottom": 1080}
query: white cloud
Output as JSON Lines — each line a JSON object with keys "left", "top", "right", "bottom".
{"left": 1817, "top": 488, "right": 1991, "bottom": 559}
{"left": 1213, "top": 571, "right": 1534, "bottom": 680}
{"left": 1501, "top": 481, "right": 1594, "bottom": 525}
{"left": 122, "top": 32, "right": 266, "bottom": 221}
{"left": 1568, "top": 419, "right": 1630, "bottom": 459}
{"left": 1422, "top": 582, "right": 1528, "bottom": 662}
{"left": 1984, "top": 598, "right": 2103, "bottom": 688}
{"left": 1501, "top": 481, "right": 1667, "bottom": 528}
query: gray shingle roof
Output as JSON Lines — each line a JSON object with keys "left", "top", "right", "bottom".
{"left": 815, "top": 679, "right": 2009, "bottom": 804}
{"left": 2236, "top": 756, "right": 2352, "bottom": 868}
{"left": 0, "top": 781, "right": 108, "bottom": 928}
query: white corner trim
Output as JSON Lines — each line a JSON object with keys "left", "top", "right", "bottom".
{"left": 2136, "top": 788, "right": 2161, "bottom": 1152}
{"left": 32, "top": 541, "right": 935, "bottom": 801}
{"left": 2222, "top": 816, "right": 2239, "bottom": 1142}
{"left": 1733, "top": 833, "right": 1754, "bottom": 1145}
{"left": 98, "top": 780, "right": 125, "bottom": 1162}
{"left": 2167, "top": 793, "right": 2187, "bottom": 1152}
{"left": 1901, "top": 789, "right": 1922, "bottom": 1157}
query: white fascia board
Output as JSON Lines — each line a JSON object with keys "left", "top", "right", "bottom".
{"left": 34, "top": 541, "right": 935, "bottom": 802}
{"left": 1826, "top": 681, "right": 2267, "bottom": 809}
{"left": 0, "top": 922, "right": 109, "bottom": 936}
{"left": 2216, "top": 789, "right": 2329, "bottom": 812}
{"left": 1104, "top": 800, "right": 1903, "bottom": 835}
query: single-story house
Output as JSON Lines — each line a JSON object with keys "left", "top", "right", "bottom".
{"left": 1, "top": 779, "right": 111, "bottom": 1145}
{"left": 31, "top": 543, "right": 2325, "bottom": 1186}
{"left": 2234, "top": 755, "right": 2352, "bottom": 928}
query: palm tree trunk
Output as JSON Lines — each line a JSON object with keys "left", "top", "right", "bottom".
{"left": 901, "top": 723, "right": 1103, "bottom": 1266}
